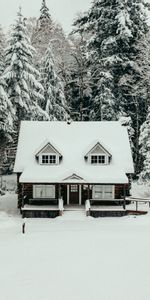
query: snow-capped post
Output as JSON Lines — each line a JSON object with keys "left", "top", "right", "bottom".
{"left": 59, "top": 197, "right": 64, "bottom": 216}
{"left": 22, "top": 221, "right": 26, "bottom": 234}
{"left": 136, "top": 201, "right": 138, "bottom": 212}
{"left": 123, "top": 185, "right": 126, "bottom": 210}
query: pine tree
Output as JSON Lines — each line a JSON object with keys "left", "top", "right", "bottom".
{"left": 0, "top": 25, "right": 14, "bottom": 139}
{"left": 67, "top": 30, "right": 92, "bottom": 120}
{"left": 39, "top": 0, "right": 52, "bottom": 24}
{"left": 41, "top": 44, "right": 69, "bottom": 120}
{"left": 139, "top": 107, "right": 150, "bottom": 183}
{"left": 3, "top": 8, "right": 47, "bottom": 128}
{"left": 31, "top": 0, "right": 73, "bottom": 89}
{"left": 0, "top": 25, "right": 6, "bottom": 75}
{"left": 74, "top": 0, "right": 150, "bottom": 171}
{"left": 31, "top": 0, "right": 53, "bottom": 64}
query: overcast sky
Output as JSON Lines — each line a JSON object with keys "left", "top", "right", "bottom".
{"left": 0, "top": 0, "right": 92, "bottom": 33}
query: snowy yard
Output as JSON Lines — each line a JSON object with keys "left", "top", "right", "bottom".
{"left": 0, "top": 190, "right": 150, "bottom": 300}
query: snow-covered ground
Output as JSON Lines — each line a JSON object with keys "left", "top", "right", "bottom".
{"left": 131, "top": 181, "right": 150, "bottom": 199}
{"left": 0, "top": 187, "right": 150, "bottom": 300}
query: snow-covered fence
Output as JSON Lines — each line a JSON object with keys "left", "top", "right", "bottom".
{"left": 59, "top": 197, "right": 64, "bottom": 216}
{"left": 85, "top": 200, "right": 91, "bottom": 216}
{"left": 126, "top": 197, "right": 150, "bottom": 211}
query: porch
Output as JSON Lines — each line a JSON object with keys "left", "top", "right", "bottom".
{"left": 20, "top": 182, "right": 149, "bottom": 218}
{"left": 21, "top": 183, "right": 128, "bottom": 208}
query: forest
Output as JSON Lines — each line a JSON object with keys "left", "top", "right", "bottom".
{"left": 0, "top": 0, "right": 149, "bottom": 182}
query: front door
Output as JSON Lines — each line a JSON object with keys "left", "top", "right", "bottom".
{"left": 69, "top": 185, "right": 79, "bottom": 205}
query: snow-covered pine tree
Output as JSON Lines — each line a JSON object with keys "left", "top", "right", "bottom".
{"left": 3, "top": 8, "right": 47, "bottom": 128}
{"left": 0, "top": 25, "right": 6, "bottom": 75}
{"left": 40, "top": 44, "right": 69, "bottom": 120}
{"left": 39, "top": 0, "right": 52, "bottom": 25}
{"left": 0, "top": 25, "right": 14, "bottom": 139}
{"left": 31, "top": 0, "right": 73, "bottom": 91}
{"left": 139, "top": 107, "right": 150, "bottom": 183}
{"left": 31, "top": 0, "right": 53, "bottom": 64}
{"left": 67, "top": 28, "right": 92, "bottom": 120}
{"left": 75, "top": 0, "right": 150, "bottom": 171}
{"left": 119, "top": 115, "right": 135, "bottom": 151}
{"left": 0, "top": 25, "right": 15, "bottom": 172}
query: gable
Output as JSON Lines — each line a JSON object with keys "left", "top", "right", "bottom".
{"left": 35, "top": 142, "right": 62, "bottom": 157}
{"left": 91, "top": 144, "right": 107, "bottom": 155}
{"left": 40, "top": 144, "right": 57, "bottom": 154}
{"left": 85, "top": 142, "right": 111, "bottom": 157}
{"left": 63, "top": 174, "right": 84, "bottom": 181}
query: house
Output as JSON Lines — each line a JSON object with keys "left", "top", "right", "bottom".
{"left": 14, "top": 121, "right": 134, "bottom": 218}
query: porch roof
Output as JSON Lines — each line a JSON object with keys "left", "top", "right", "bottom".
{"left": 19, "top": 164, "right": 128, "bottom": 184}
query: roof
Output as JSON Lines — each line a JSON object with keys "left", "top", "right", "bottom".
{"left": 14, "top": 121, "right": 134, "bottom": 184}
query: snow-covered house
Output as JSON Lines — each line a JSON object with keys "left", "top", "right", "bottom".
{"left": 14, "top": 121, "right": 134, "bottom": 217}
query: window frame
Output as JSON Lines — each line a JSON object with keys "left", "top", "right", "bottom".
{"left": 33, "top": 185, "right": 56, "bottom": 199}
{"left": 40, "top": 153, "right": 59, "bottom": 165}
{"left": 92, "top": 185, "right": 114, "bottom": 200}
{"left": 90, "top": 154, "right": 107, "bottom": 165}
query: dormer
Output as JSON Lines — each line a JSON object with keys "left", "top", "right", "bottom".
{"left": 85, "top": 142, "right": 111, "bottom": 165}
{"left": 35, "top": 142, "right": 62, "bottom": 165}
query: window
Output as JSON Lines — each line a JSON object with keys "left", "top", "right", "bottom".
{"left": 93, "top": 185, "right": 114, "bottom": 200}
{"left": 70, "top": 185, "right": 78, "bottom": 192}
{"left": 42, "top": 155, "right": 56, "bottom": 164}
{"left": 93, "top": 185, "right": 103, "bottom": 199}
{"left": 91, "top": 155, "right": 106, "bottom": 164}
{"left": 33, "top": 185, "right": 55, "bottom": 199}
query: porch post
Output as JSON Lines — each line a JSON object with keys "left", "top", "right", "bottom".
{"left": 67, "top": 185, "right": 69, "bottom": 205}
{"left": 88, "top": 184, "right": 90, "bottom": 200}
{"left": 79, "top": 185, "right": 82, "bottom": 205}
{"left": 58, "top": 184, "right": 61, "bottom": 199}
{"left": 123, "top": 185, "right": 126, "bottom": 210}
{"left": 21, "top": 184, "right": 24, "bottom": 208}
{"left": 136, "top": 201, "right": 138, "bottom": 211}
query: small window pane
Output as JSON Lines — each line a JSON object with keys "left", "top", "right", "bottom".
{"left": 91, "top": 155, "right": 105, "bottom": 164}
{"left": 71, "top": 185, "right": 78, "bottom": 192}
{"left": 42, "top": 155, "right": 56, "bottom": 164}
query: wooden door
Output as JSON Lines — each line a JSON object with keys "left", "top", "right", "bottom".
{"left": 69, "top": 185, "right": 79, "bottom": 205}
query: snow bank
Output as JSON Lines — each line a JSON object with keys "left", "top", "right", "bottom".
{"left": 131, "top": 181, "right": 150, "bottom": 199}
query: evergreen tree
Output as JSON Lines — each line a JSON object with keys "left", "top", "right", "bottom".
{"left": 139, "top": 107, "right": 150, "bottom": 183}
{"left": 0, "top": 25, "right": 14, "bottom": 140}
{"left": 31, "top": 0, "right": 53, "bottom": 64}
{"left": 3, "top": 8, "right": 47, "bottom": 129}
{"left": 0, "top": 25, "right": 6, "bottom": 75}
{"left": 39, "top": 0, "right": 52, "bottom": 24}
{"left": 31, "top": 0, "right": 73, "bottom": 89}
{"left": 41, "top": 44, "right": 69, "bottom": 120}
{"left": 67, "top": 30, "right": 92, "bottom": 120}
{"left": 74, "top": 0, "right": 150, "bottom": 171}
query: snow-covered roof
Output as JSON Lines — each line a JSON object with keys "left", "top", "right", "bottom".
{"left": 14, "top": 121, "right": 134, "bottom": 184}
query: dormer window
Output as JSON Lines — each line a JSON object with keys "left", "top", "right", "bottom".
{"left": 91, "top": 155, "right": 106, "bottom": 164}
{"left": 85, "top": 142, "right": 112, "bottom": 165}
{"left": 42, "top": 155, "right": 56, "bottom": 165}
{"left": 35, "top": 141, "right": 62, "bottom": 166}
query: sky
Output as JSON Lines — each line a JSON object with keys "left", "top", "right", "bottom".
{"left": 0, "top": 0, "right": 92, "bottom": 33}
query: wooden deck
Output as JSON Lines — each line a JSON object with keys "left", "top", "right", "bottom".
{"left": 21, "top": 205, "right": 60, "bottom": 218}
{"left": 21, "top": 198, "right": 149, "bottom": 218}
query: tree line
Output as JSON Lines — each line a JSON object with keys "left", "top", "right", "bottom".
{"left": 0, "top": 0, "right": 149, "bottom": 182}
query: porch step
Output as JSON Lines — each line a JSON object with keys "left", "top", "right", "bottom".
{"left": 64, "top": 205, "right": 85, "bottom": 212}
